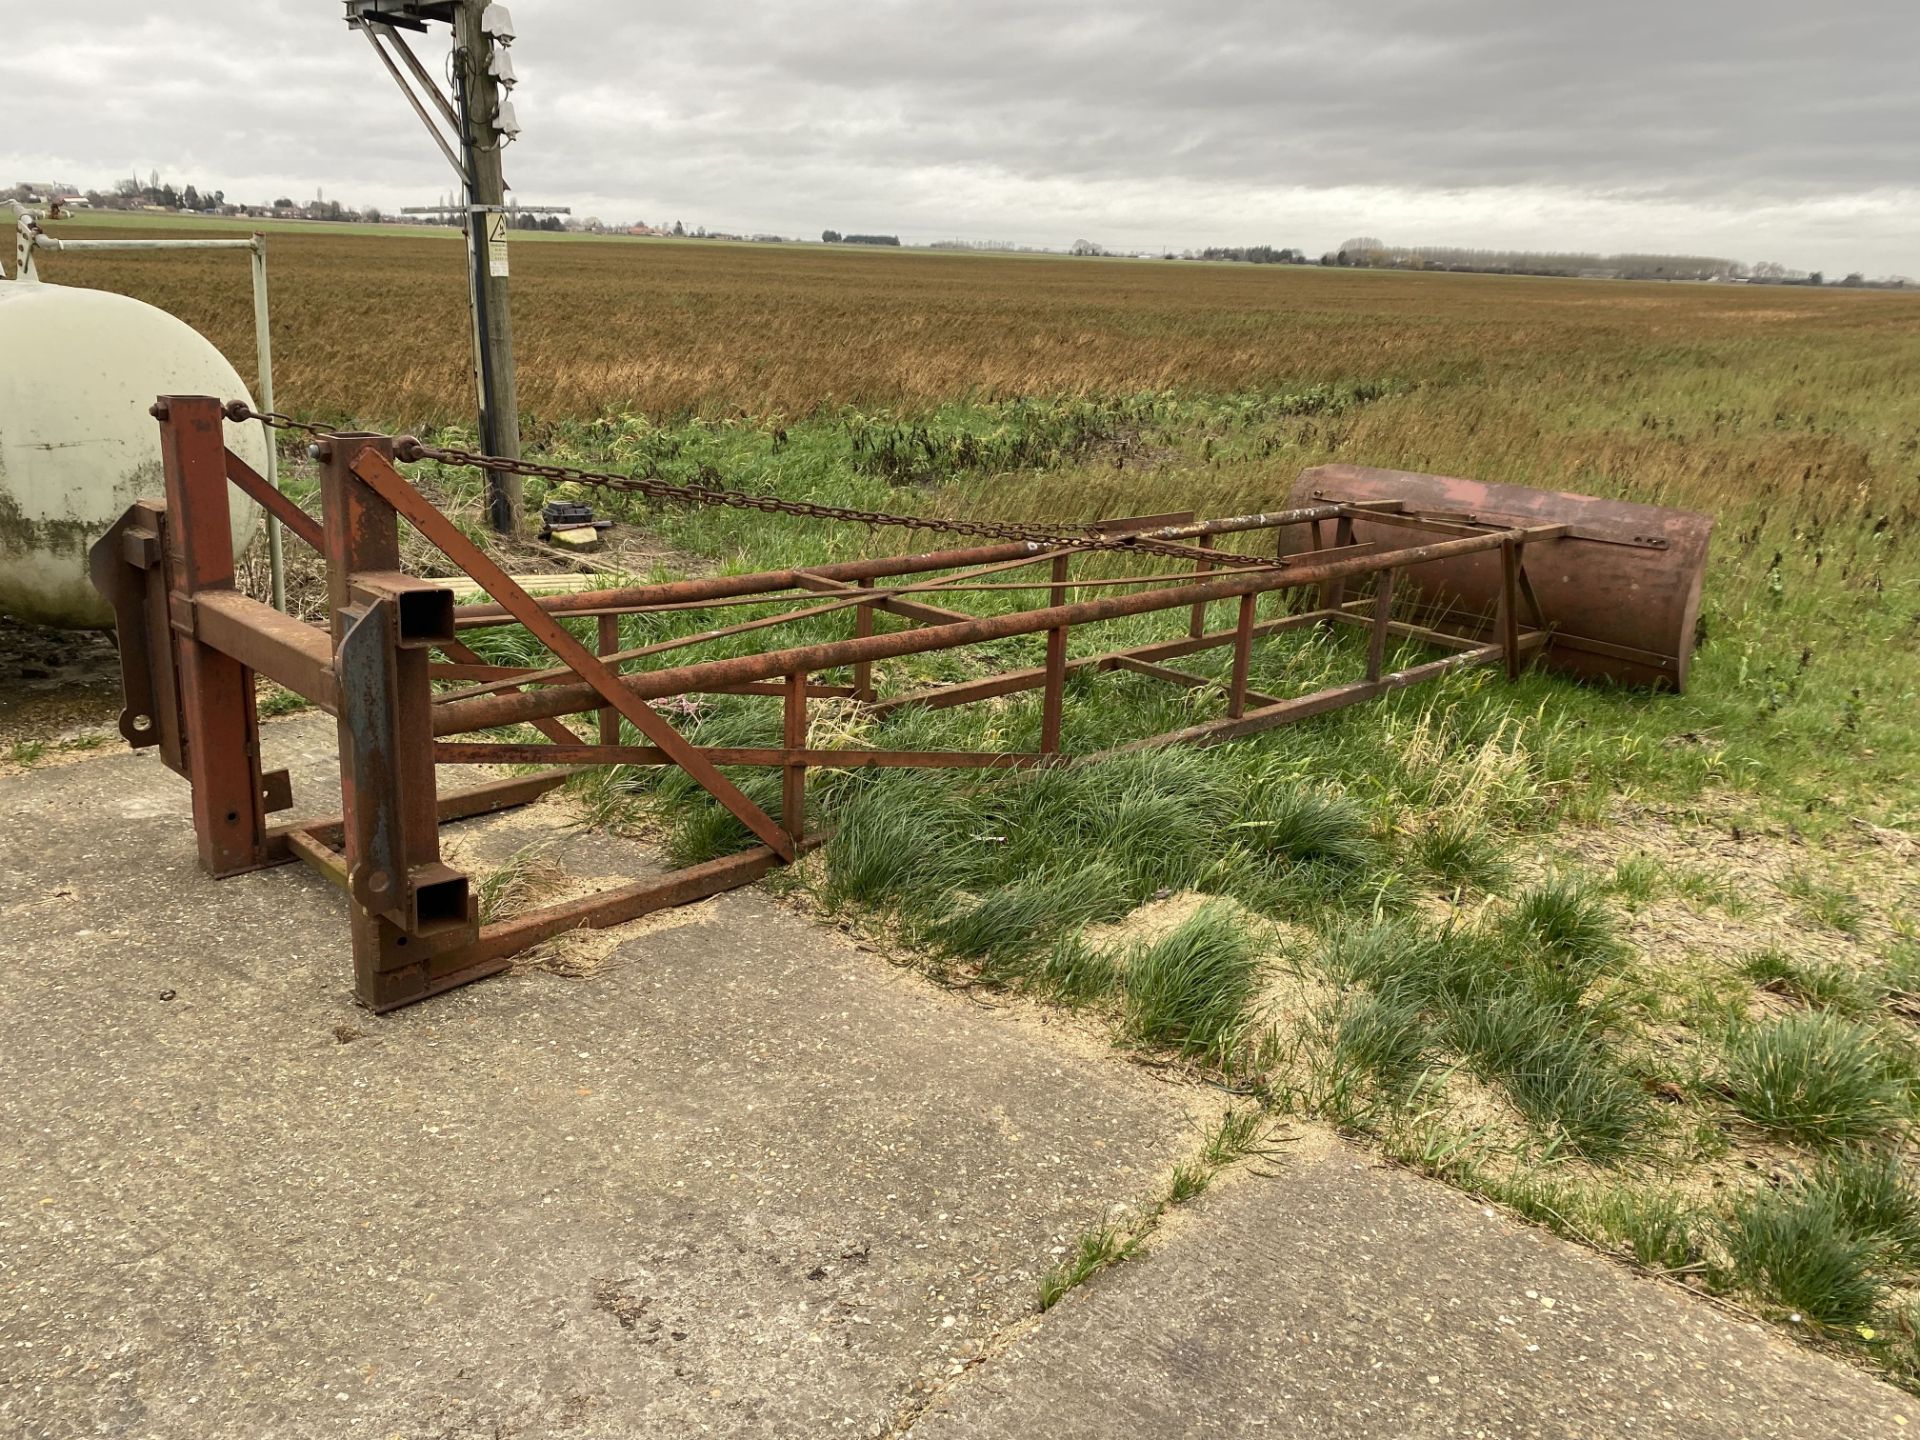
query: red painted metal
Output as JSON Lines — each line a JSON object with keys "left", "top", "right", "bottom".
{"left": 319, "top": 432, "right": 478, "bottom": 1007}
{"left": 156, "top": 397, "right": 271, "bottom": 877}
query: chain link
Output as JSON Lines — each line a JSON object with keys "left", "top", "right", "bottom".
{"left": 229, "top": 402, "right": 1283, "bottom": 569}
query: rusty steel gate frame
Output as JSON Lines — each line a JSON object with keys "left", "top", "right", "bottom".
{"left": 93, "top": 393, "right": 1702, "bottom": 1013}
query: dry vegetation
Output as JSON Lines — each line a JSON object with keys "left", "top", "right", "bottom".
{"left": 40, "top": 218, "right": 1919, "bottom": 546}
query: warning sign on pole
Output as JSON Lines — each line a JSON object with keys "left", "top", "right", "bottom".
{"left": 486, "top": 212, "right": 509, "bottom": 277}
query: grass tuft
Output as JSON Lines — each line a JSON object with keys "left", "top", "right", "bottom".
{"left": 1504, "top": 877, "right": 1625, "bottom": 989}
{"left": 818, "top": 780, "right": 962, "bottom": 911}
{"left": 474, "top": 844, "right": 566, "bottom": 924}
{"left": 1414, "top": 817, "right": 1512, "bottom": 892}
{"left": 1804, "top": 1149, "right": 1920, "bottom": 1269}
{"left": 1588, "top": 1188, "right": 1704, "bottom": 1274}
{"left": 1309, "top": 984, "right": 1436, "bottom": 1124}
{"left": 1038, "top": 1225, "right": 1132, "bottom": 1311}
{"left": 1610, "top": 852, "right": 1666, "bottom": 904}
{"left": 927, "top": 862, "right": 1132, "bottom": 975}
{"left": 1028, "top": 932, "right": 1124, "bottom": 1007}
{"left": 1780, "top": 870, "right": 1866, "bottom": 936}
{"left": 1446, "top": 989, "right": 1653, "bottom": 1163}
{"left": 1234, "top": 783, "right": 1372, "bottom": 871}
{"left": 1719, "top": 1185, "right": 1887, "bottom": 1327}
{"left": 1119, "top": 903, "right": 1265, "bottom": 1066}
{"left": 1719, "top": 1012, "right": 1911, "bottom": 1146}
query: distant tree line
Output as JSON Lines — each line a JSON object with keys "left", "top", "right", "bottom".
{"left": 821, "top": 230, "right": 901, "bottom": 246}
{"left": 928, "top": 238, "right": 1051, "bottom": 253}
{"left": 1195, "top": 245, "right": 1307, "bottom": 265}
{"left": 1317, "top": 239, "right": 1744, "bottom": 282}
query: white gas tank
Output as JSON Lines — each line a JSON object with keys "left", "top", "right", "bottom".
{"left": 0, "top": 283, "right": 266, "bottom": 628}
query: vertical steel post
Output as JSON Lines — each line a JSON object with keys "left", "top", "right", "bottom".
{"left": 853, "top": 577, "right": 876, "bottom": 703}
{"left": 453, "top": 0, "right": 523, "bottom": 533}
{"left": 1367, "top": 568, "right": 1398, "bottom": 682}
{"left": 782, "top": 671, "right": 807, "bottom": 841}
{"left": 1188, "top": 533, "right": 1214, "bottom": 638}
{"left": 596, "top": 612, "right": 620, "bottom": 746}
{"left": 1041, "top": 554, "right": 1070, "bottom": 754}
{"left": 1321, "top": 514, "right": 1356, "bottom": 616}
{"left": 154, "top": 396, "right": 271, "bottom": 876}
{"left": 319, "top": 432, "right": 473, "bottom": 1008}
{"left": 1499, "top": 539, "right": 1523, "bottom": 681}
{"left": 1227, "top": 593, "right": 1256, "bottom": 719}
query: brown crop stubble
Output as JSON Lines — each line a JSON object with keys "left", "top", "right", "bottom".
{"left": 36, "top": 222, "right": 1920, "bottom": 530}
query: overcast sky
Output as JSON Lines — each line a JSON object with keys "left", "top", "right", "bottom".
{"left": 3, "top": 1, "right": 1914, "bottom": 273}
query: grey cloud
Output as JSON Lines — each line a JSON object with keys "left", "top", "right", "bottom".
{"left": 1, "top": 1, "right": 1914, "bottom": 271}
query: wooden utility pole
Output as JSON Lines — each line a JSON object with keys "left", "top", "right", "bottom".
{"left": 349, "top": 2, "right": 569, "bottom": 533}
{"left": 452, "top": 0, "right": 522, "bottom": 532}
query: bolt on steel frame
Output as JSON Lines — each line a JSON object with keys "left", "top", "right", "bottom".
{"left": 91, "top": 395, "right": 1710, "bottom": 1012}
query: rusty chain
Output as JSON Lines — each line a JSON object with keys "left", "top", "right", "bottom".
{"left": 228, "top": 402, "right": 1284, "bottom": 569}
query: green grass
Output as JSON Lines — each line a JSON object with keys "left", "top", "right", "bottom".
{"left": 1306, "top": 983, "right": 1436, "bottom": 1124}
{"left": 1037, "top": 1225, "right": 1132, "bottom": 1311}
{"left": 1805, "top": 1149, "right": 1920, "bottom": 1269}
{"left": 473, "top": 844, "right": 563, "bottom": 925}
{"left": 1027, "top": 932, "right": 1125, "bottom": 1007}
{"left": 43, "top": 207, "right": 456, "bottom": 240}
{"left": 1118, "top": 904, "right": 1266, "bottom": 1066}
{"left": 1780, "top": 870, "right": 1868, "bottom": 936}
{"left": 1412, "top": 817, "right": 1514, "bottom": 892}
{"left": 927, "top": 862, "right": 1132, "bottom": 974}
{"left": 1230, "top": 784, "right": 1372, "bottom": 871}
{"left": 1719, "top": 1012, "right": 1912, "bottom": 1145}
{"left": 1167, "top": 1106, "right": 1271, "bottom": 1203}
{"left": 1886, "top": 943, "right": 1920, "bottom": 1014}
{"left": 1610, "top": 852, "right": 1666, "bottom": 904}
{"left": 1445, "top": 989, "right": 1654, "bottom": 1163}
{"left": 1587, "top": 1188, "right": 1705, "bottom": 1274}
{"left": 1718, "top": 1185, "right": 1889, "bottom": 1327}
{"left": 1306, "top": 909, "right": 1652, "bottom": 1161}
{"left": 257, "top": 683, "right": 313, "bottom": 719}
{"left": 1503, "top": 876, "right": 1627, "bottom": 990}
{"left": 1038, "top": 1105, "right": 1270, "bottom": 1309}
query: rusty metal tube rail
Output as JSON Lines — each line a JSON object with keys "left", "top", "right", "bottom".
{"left": 446, "top": 507, "right": 1374, "bottom": 628}
{"left": 451, "top": 541, "right": 1049, "bottom": 627}
{"left": 432, "top": 525, "right": 1558, "bottom": 737}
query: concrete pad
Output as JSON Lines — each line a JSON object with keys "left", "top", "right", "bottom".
{"left": 916, "top": 1139, "right": 1918, "bottom": 1439}
{"left": 0, "top": 726, "right": 1206, "bottom": 1437}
